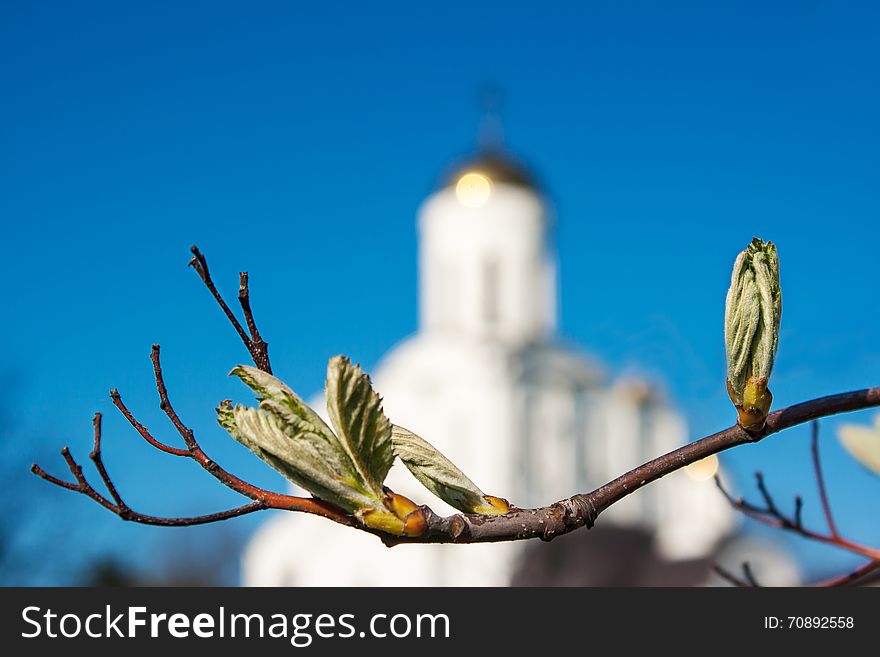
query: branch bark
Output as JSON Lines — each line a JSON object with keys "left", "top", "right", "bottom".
{"left": 391, "top": 385, "right": 880, "bottom": 545}
{"left": 33, "top": 346, "right": 352, "bottom": 529}
{"left": 30, "top": 246, "right": 880, "bottom": 548}
{"left": 712, "top": 418, "right": 880, "bottom": 586}
{"left": 715, "top": 466, "right": 880, "bottom": 561}
{"left": 189, "top": 246, "right": 272, "bottom": 373}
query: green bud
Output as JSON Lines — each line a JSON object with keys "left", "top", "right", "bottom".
{"left": 724, "top": 237, "right": 782, "bottom": 432}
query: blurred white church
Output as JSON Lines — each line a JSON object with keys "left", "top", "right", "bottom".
{"left": 242, "top": 132, "right": 798, "bottom": 586}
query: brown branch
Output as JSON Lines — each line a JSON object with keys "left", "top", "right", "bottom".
{"left": 31, "top": 415, "right": 268, "bottom": 526}
{"left": 149, "top": 344, "right": 197, "bottom": 451}
{"left": 715, "top": 466, "right": 880, "bottom": 561}
{"left": 238, "top": 271, "right": 271, "bottom": 373}
{"left": 811, "top": 560, "right": 880, "bottom": 587}
{"left": 145, "top": 345, "right": 345, "bottom": 522}
{"left": 754, "top": 472, "right": 780, "bottom": 516}
{"left": 30, "top": 247, "right": 880, "bottom": 546}
{"left": 88, "top": 412, "right": 124, "bottom": 507}
{"left": 713, "top": 562, "right": 761, "bottom": 587}
{"left": 33, "top": 347, "right": 352, "bottom": 528}
{"left": 713, "top": 564, "right": 751, "bottom": 587}
{"left": 383, "top": 385, "right": 880, "bottom": 545}
{"left": 793, "top": 495, "right": 803, "bottom": 530}
{"left": 110, "top": 388, "right": 190, "bottom": 457}
{"left": 811, "top": 420, "right": 840, "bottom": 538}
{"left": 189, "top": 246, "right": 272, "bottom": 373}
{"left": 34, "top": 377, "right": 880, "bottom": 544}
{"left": 741, "top": 561, "right": 761, "bottom": 587}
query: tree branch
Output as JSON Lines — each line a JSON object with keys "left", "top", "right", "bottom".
{"left": 31, "top": 414, "right": 268, "bottom": 526}
{"left": 713, "top": 562, "right": 762, "bottom": 587}
{"left": 811, "top": 421, "right": 840, "bottom": 538}
{"left": 189, "top": 246, "right": 272, "bottom": 373}
{"left": 33, "top": 370, "right": 880, "bottom": 544}
{"left": 33, "top": 347, "right": 352, "bottom": 528}
{"left": 238, "top": 271, "right": 271, "bottom": 373}
{"left": 387, "top": 386, "right": 880, "bottom": 545}
{"left": 811, "top": 560, "right": 880, "bottom": 587}
{"left": 715, "top": 462, "right": 880, "bottom": 561}
{"left": 715, "top": 421, "right": 880, "bottom": 587}
{"left": 30, "top": 246, "right": 880, "bottom": 548}
{"left": 713, "top": 564, "right": 752, "bottom": 587}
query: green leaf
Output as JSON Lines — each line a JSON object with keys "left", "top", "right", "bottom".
{"left": 229, "top": 365, "right": 357, "bottom": 481}
{"left": 392, "top": 425, "right": 509, "bottom": 515}
{"left": 220, "top": 361, "right": 423, "bottom": 536}
{"left": 229, "top": 365, "right": 337, "bottom": 447}
{"left": 217, "top": 400, "right": 373, "bottom": 513}
{"left": 222, "top": 366, "right": 376, "bottom": 513}
{"left": 839, "top": 414, "right": 880, "bottom": 476}
{"left": 325, "top": 355, "right": 394, "bottom": 498}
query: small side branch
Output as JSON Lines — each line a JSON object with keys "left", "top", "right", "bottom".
{"left": 238, "top": 272, "right": 271, "bottom": 373}
{"left": 713, "top": 564, "right": 751, "bottom": 587}
{"left": 89, "top": 412, "right": 125, "bottom": 507}
{"left": 811, "top": 560, "right": 880, "bottom": 587}
{"left": 33, "top": 347, "right": 351, "bottom": 529}
{"left": 811, "top": 421, "right": 840, "bottom": 538}
{"left": 189, "top": 246, "right": 272, "bottom": 373}
{"left": 32, "top": 414, "right": 268, "bottom": 526}
{"left": 715, "top": 447, "right": 880, "bottom": 562}
{"left": 713, "top": 561, "right": 762, "bottom": 587}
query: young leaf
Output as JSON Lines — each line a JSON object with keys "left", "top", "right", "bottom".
{"left": 392, "top": 425, "right": 510, "bottom": 515}
{"left": 220, "top": 360, "right": 426, "bottom": 536}
{"left": 325, "top": 355, "right": 395, "bottom": 498}
{"left": 230, "top": 365, "right": 338, "bottom": 450}
{"left": 217, "top": 400, "right": 373, "bottom": 513}
{"left": 229, "top": 365, "right": 361, "bottom": 479}
{"left": 838, "top": 414, "right": 880, "bottom": 476}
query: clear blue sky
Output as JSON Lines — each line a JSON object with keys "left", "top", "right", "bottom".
{"left": 2, "top": 1, "right": 878, "bottom": 584}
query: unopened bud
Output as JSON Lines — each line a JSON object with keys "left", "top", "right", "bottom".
{"left": 473, "top": 495, "right": 511, "bottom": 515}
{"left": 360, "top": 490, "right": 428, "bottom": 537}
{"left": 724, "top": 237, "right": 781, "bottom": 432}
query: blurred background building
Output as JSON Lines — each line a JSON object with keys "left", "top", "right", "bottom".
{"left": 242, "top": 129, "right": 795, "bottom": 586}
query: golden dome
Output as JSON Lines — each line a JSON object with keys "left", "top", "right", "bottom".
{"left": 440, "top": 150, "right": 538, "bottom": 192}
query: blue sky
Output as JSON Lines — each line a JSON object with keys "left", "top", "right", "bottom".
{"left": 1, "top": 1, "right": 878, "bottom": 584}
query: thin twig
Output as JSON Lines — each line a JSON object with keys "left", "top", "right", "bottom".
{"left": 741, "top": 562, "right": 761, "bottom": 587}
{"left": 32, "top": 415, "right": 270, "bottom": 526}
{"left": 189, "top": 246, "right": 252, "bottom": 350}
{"left": 811, "top": 421, "right": 840, "bottom": 538}
{"left": 755, "top": 472, "right": 779, "bottom": 516}
{"left": 715, "top": 474, "right": 880, "bottom": 561}
{"left": 88, "top": 413, "right": 125, "bottom": 507}
{"left": 32, "top": 456, "right": 266, "bottom": 526}
{"left": 190, "top": 246, "right": 271, "bottom": 373}
{"left": 110, "top": 388, "right": 190, "bottom": 457}
{"left": 150, "top": 344, "right": 197, "bottom": 451}
{"left": 793, "top": 495, "right": 803, "bottom": 530}
{"left": 34, "top": 347, "right": 351, "bottom": 528}
{"left": 144, "top": 345, "right": 346, "bottom": 522}
{"left": 238, "top": 271, "right": 271, "bottom": 373}
{"left": 811, "top": 559, "right": 880, "bottom": 587}
{"left": 713, "top": 564, "right": 751, "bottom": 587}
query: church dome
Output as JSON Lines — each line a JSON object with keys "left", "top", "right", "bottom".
{"left": 440, "top": 149, "right": 538, "bottom": 192}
